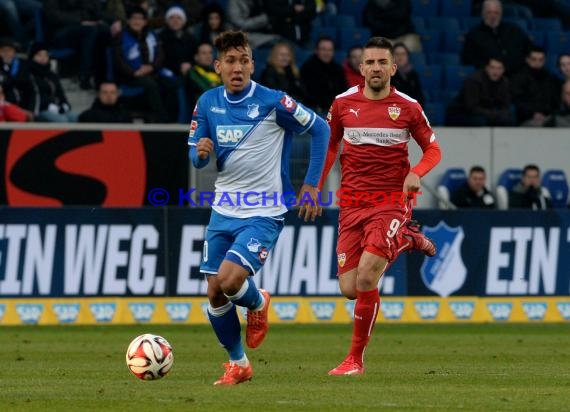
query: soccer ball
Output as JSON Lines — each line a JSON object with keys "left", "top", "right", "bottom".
{"left": 126, "top": 334, "right": 174, "bottom": 380}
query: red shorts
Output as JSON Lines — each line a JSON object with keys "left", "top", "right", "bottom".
{"left": 336, "top": 204, "right": 412, "bottom": 275}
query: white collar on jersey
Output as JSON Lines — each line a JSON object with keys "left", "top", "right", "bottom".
{"left": 224, "top": 81, "right": 257, "bottom": 104}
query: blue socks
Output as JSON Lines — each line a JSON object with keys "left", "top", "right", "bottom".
{"left": 226, "top": 277, "right": 264, "bottom": 311}
{"left": 207, "top": 302, "right": 244, "bottom": 361}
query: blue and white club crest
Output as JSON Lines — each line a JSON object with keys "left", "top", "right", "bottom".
{"left": 247, "top": 104, "right": 260, "bottom": 119}
{"left": 420, "top": 221, "right": 467, "bottom": 297}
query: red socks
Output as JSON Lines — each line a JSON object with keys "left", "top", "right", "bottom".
{"left": 349, "top": 288, "right": 380, "bottom": 365}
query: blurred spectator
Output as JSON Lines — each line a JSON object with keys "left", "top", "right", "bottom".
{"left": 446, "top": 56, "right": 513, "bottom": 126}
{"left": 391, "top": 42, "right": 424, "bottom": 106}
{"left": 44, "top": 0, "right": 112, "bottom": 90}
{"left": 186, "top": 42, "right": 221, "bottom": 108}
{"left": 28, "top": 42, "right": 78, "bottom": 122}
{"left": 343, "top": 46, "right": 364, "bottom": 88}
{"left": 192, "top": 3, "right": 231, "bottom": 46}
{"left": 78, "top": 81, "right": 133, "bottom": 123}
{"left": 260, "top": 42, "right": 305, "bottom": 101}
{"left": 227, "top": 0, "right": 281, "bottom": 48}
{"left": 149, "top": 0, "right": 204, "bottom": 29}
{"left": 300, "top": 36, "right": 347, "bottom": 116}
{"left": 159, "top": 6, "right": 196, "bottom": 78}
{"left": 451, "top": 166, "right": 496, "bottom": 209}
{"left": 510, "top": 45, "right": 561, "bottom": 126}
{"left": 362, "top": 0, "right": 421, "bottom": 53}
{"left": 0, "top": 37, "right": 33, "bottom": 111}
{"left": 558, "top": 53, "right": 570, "bottom": 81}
{"left": 546, "top": 79, "right": 570, "bottom": 127}
{"left": 462, "top": 0, "right": 531, "bottom": 74}
{"left": 0, "top": 84, "right": 32, "bottom": 122}
{"left": 113, "top": 6, "right": 170, "bottom": 123}
{"left": 509, "top": 164, "right": 552, "bottom": 209}
{"left": 266, "top": 0, "right": 317, "bottom": 48}
{"left": 0, "top": 0, "right": 42, "bottom": 47}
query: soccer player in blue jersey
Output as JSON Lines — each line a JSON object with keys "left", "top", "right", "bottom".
{"left": 188, "top": 30, "right": 330, "bottom": 386}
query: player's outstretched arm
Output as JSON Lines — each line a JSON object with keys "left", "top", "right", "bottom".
{"left": 298, "top": 116, "right": 330, "bottom": 222}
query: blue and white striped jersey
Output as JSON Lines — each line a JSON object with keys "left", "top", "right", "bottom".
{"left": 188, "top": 81, "right": 318, "bottom": 218}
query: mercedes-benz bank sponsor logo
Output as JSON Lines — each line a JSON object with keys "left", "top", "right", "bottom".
{"left": 347, "top": 129, "right": 360, "bottom": 143}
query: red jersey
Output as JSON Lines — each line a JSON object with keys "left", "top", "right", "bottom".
{"left": 320, "top": 85, "right": 437, "bottom": 207}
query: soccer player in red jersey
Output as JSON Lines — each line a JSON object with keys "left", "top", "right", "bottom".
{"left": 319, "top": 37, "right": 442, "bottom": 375}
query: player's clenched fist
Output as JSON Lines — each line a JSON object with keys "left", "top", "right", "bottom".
{"left": 196, "top": 138, "right": 214, "bottom": 159}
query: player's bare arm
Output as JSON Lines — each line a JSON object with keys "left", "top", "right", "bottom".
{"left": 196, "top": 138, "right": 214, "bottom": 159}
{"left": 297, "top": 184, "right": 322, "bottom": 222}
{"left": 403, "top": 171, "right": 421, "bottom": 197}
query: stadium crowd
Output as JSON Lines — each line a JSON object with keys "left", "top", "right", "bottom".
{"left": 0, "top": 0, "right": 569, "bottom": 126}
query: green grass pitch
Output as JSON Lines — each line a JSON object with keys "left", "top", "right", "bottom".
{"left": 1, "top": 324, "right": 570, "bottom": 411}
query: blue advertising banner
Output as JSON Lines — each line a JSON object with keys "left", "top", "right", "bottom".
{"left": 1, "top": 207, "right": 569, "bottom": 297}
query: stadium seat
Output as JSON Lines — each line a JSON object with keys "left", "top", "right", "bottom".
{"left": 409, "top": 52, "right": 427, "bottom": 67}
{"left": 545, "top": 30, "right": 570, "bottom": 56}
{"left": 502, "top": 3, "right": 533, "bottom": 19}
{"left": 496, "top": 168, "right": 523, "bottom": 210}
{"left": 528, "top": 30, "right": 547, "bottom": 48}
{"left": 337, "top": 0, "right": 367, "bottom": 25}
{"left": 411, "top": 0, "right": 440, "bottom": 17}
{"left": 541, "top": 169, "right": 569, "bottom": 208}
{"left": 461, "top": 16, "right": 481, "bottom": 31}
{"left": 418, "top": 29, "right": 442, "bottom": 54}
{"left": 423, "top": 102, "right": 445, "bottom": 126}
{"left": 440, "top": 0, "right": 472, "bottom": 18}
{"left": 34, "top": 9, "right": 75, "bottom": 60}
{"left": 427, "top": 52, "right": 461, "bottom": 66}
{"left": 431, "top": 89, "right": 457, "bottom": 104}
{"left": 442, "top": 30, "right": 466, "bottom": 54}
{"left": 322, "top": 14, "right": 356, "bottom": 28}
{"left": 444, "top": 65, "right": 476, "bottom": 91}
{"left": 310, "top": 27, "right": 338, "bottom": 46}
{"left": 437, "top": 168, "right": 467, "bottom": 209}
{"left": 426, "top": 17, "right": 461, "bottom": 32}
{"left": 338, "top": 28, "right": 371, "bottom": 50}
{"left": 412, "top": 16, "right": 426, "bottom": 32}
{"left": 502, "top": 17, "right": 529, "bottom": 32}
{"left": 533, "top": 18, "right": 563, "bottom": 31}
{"left": 416, "top": 64, "right": 443, "bottom": 92}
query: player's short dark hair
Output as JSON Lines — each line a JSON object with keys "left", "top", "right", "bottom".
{"left": 470, "top": 165, "right": 486, "bottom": 175}
{"left": 363, "top": 37, "right": 394, "bottom": 57}
{"left": 214, "top": 31, "right": 250, "bottom": 57}
{"left": 523, "top": 164, "right": 540, "bottom": 175}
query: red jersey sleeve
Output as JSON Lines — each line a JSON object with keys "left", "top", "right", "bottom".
{"left": 318, "top": 100, "right": 343, "bottom": 189}
{"left": 409, "top": 103, "right": 441, "bottom": 177}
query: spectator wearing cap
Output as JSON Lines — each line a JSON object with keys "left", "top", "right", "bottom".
{"left": 0, "top": 84, "right": 32, "bottom": 122}
{"left": 28, "top": 42, "right": 78, "bottom": 122}
{"left": 113, "top": 6, "right": 169, "bottom": 122}
{"left": 159, "top": 6, "right": 196, "bottom": 78}
{"left": 0, "top": 37, "right": 33, "bottom": 111}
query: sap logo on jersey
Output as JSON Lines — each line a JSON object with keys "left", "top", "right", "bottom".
{"left": 522, "top": 302, "right": 547, "bottom": 321}
{"left": 414, "top": 301, "right": 439, "bottom": 320}
{"left": 128, "top": 303, "right": 155, "bottom": 322}
{"left": 52, "top": 304, "right": 80, "bottom": 324}
{"left": 89, "top": 303, "right": 116, "bottom": 322}
{"left": 16, "top": 304, "right": 43, "bottom": 324}
{"left": 381, "top": 301, "right": 404, "bottom": 320}
{"left": 556, "top": 302, "right": 570, "bottom": 320}
{"left": 273, "top": 302, "right": 299, "bottom": 320}
{"left": 310, "top": 302, "right": 335, "bottom": 320}
{"left": 165, "top": 303, "right": 191, "bottom": 322}
{"left": 449, "top": 301, "right": 475, "bottom": 320}
{"left": 487, "top": 302, "right": 512, "bottom": 321}
{"left": 216, "top": 125, "right": 252, "bottom": 147}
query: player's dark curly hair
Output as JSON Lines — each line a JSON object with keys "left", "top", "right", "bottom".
{"left": 364, "top": 37, "right": 394, "bottom": 56}
{"left": 214, "top": 31, "right": 251, "bottom": 56}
